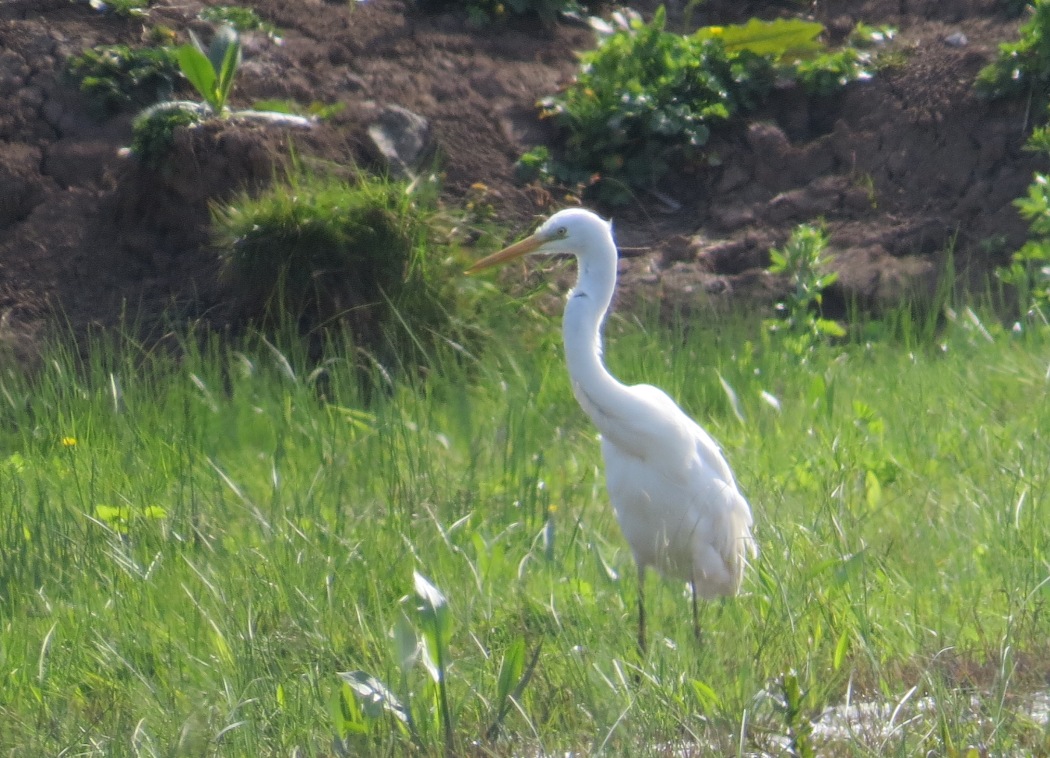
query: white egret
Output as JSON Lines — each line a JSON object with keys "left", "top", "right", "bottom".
{"left": 467, "top": 208, "right": 756, "bottom": 652}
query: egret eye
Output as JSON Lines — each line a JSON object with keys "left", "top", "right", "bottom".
{"left": 557, "top": 226, "right": 568, "bottom": 238}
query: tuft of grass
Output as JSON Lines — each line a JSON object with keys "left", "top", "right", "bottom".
{"left": 212, "top": 169, "right": 470, "bottom": 372}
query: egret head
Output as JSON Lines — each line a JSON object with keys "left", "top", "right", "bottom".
{"left": 466, "top": 208, "right": 613, "bottom": 274}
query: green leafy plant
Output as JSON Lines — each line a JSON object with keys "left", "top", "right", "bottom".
{"left": 795, "top": 49, "right": 870, "bottom": 96}
{"left": 334, "top": 572, "right": 540, "bottom": 753}
{"left": 522, "top": 9, "right": 871, "bottom": 203}
{"left": 997, "top": 126, "right": 1050, "bottom": 328}
{"left": 127, "top": 25, "right": 311, "bottom": 166}
{"left": 198, "top": 5, "right": 280, "bottom": 39}
{"left": 764, "top": 223, "right": 845, "bottom": 354}
{"left": 66, "top": 43, "right": 179, "bottom": 115}
{"left": 774, "top": 671, "right": 817, "bottom": 758}
{"left": 175, "top": 25, "right": 242, "bottom": 116}
{"left": 129, "top": 102, "right": 205, "bottom": 168}
{"left": 976, "top": 0, "right": 1050, "bottom": 103}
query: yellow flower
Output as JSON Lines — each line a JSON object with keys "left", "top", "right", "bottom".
{"left": 61, "top": 437, "right": 77, "bottom": 447}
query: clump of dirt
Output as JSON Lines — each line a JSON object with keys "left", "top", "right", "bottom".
{"left": 0, "top": 0, "right": 1041, "bottom": 357}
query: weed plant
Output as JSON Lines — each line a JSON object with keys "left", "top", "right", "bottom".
{"left": 0, "top": 286, "right": 1048, "bottom": 754}
{"left": 198, "top": 5, "right": 281, "bottom": 39}
{"left": 66, "top": 44, "right": 179, "bottom": 115}
{"left": 126, "top": 25, "right": 311, "bottom": 166}
{"left": 128, "top": 103, "right": 204, "bottom": 168}
{"left": 977, "top": 0, "right": 1050, "bottom": 105}
{"left": 997, "top": 121, "right": 1050, "bottom": 328}
{"left": 521, "top": 9, "right": 871, "bottom": 203}
{"left": 765, "top": 223, "right": 846, "bottom": 355}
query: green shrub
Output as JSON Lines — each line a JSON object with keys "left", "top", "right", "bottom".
{"left": 976, "top": 0, "right": 1050, "bottom": 102}
{"left": 795, "top": 49, "right": 869, "bottom": 96}
{"left": 997, "top": 124, "right": 1050, "bottom": 328}
{"left": 198, "top": 5, "right": 280, "bottom": 38}
{"left": 212, "top": 171, "right": 464, "bottom": 368}
{"left": 66, "top": 43, "right": 179, "bottom": 115}
{"left": 129, "top": 102, "right": 205, "bottom": 168}
{"left": 522, "top": 9, "right": 871, "bottom": 203}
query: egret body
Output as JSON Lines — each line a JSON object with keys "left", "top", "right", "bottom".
{"left": 467, "top": 208, "right": 756, "bottom": 651}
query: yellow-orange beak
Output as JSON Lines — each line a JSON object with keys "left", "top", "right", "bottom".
{"left": 465, "top": 234, "right": 545, "bottom": 275}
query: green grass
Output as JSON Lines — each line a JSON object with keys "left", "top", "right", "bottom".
{"left": 0, "top": 298, "right": 1048, "bottom": 755}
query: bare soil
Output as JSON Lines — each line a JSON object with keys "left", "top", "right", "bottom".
{"left": 0, "top": 0, "right": 1041, "bottom": 360}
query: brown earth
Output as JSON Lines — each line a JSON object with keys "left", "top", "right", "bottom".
{"left": 0, "top": 0, "right": 1042, "bottom": 362}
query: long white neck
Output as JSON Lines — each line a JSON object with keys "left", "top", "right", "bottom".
{"left": 561, "top": 231, "right": 634, "bottom": 431}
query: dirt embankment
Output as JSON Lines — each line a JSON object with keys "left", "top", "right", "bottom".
{"left": 0, "top": 0, "right": 1039, "bottom": 361}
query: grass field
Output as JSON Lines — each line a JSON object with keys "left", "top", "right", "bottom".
{"left": 0, "top": 298, "right": 1048, "bottom": 756}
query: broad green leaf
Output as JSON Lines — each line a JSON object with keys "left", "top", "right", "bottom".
{"left": 213, "top": 26, "right": 242, "bottom": 111}
{"left": 338, "top": 671, "right": 408, "bottom": 723}
{"left": 413, "top": 571, "right": 450, "bottom": 647}
{"left": 815, "top": 318, "right": 847, "bottom": 337}
{"left": 495, "top": 637, "right": 525, "bottom": 707}
{"left": 695, "top": 18, "right": 825, "bottom": 60}
{"left": 95, "top": 504, "right": 130, "bottom": 524}
{"left": 208, "top": 25, "right": 240, "bottom": 81}
{"left": 833, "top": 628, "right": 850, "bottom": 671}
{"left": 690, "top": 679, "right": 722, "bottom": 711}
{"left": 413, "top": 571, "right": 450, "bottom": 683}
{"left": 252, "top": 99, "right": 297, "bottom": 114}
{"left": 865, "top": 469, "right": 882, "bottom": 507}
{"left": 392, "top": 612, "right": 418, "bottom": 675}
{"left": 142, "top": 505, "right": 167, "bottom": 519}
{"left": 329, "top": 685, "right": 369, "bottom": 738}
{"left": 176, "top": 43, "right": 217, "bottom": 109}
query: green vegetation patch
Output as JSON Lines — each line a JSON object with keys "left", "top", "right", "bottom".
{"left": 66, "top": 43, "right": 179, "bottom": 115}
{"left": 520, "top": 9, "right": 872, "bottom": 203}
{"left": 977, "top": 0, "right": 1050, "bottom": 102}
{"left": 198, "top": 4, "right": 281, "bottom": 38}
{"left": 213, "top": 171, "right": 464, "bottom": 368}
{"left": 998, "top": 123, "right": 1050, "bottom": 327}
{"left": 0, "top": 300, "right": 1048, "bottom": 755}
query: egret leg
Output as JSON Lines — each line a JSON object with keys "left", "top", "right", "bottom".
{"left": 691, "top": 580, "right": 702, "bottom": 643}
{"left": 637, "top": 564, "right": 647, "bottom": 654}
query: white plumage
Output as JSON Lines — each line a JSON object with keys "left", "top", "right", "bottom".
{"left": 468, "top": 208, "right": 756, "bottom": 650}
